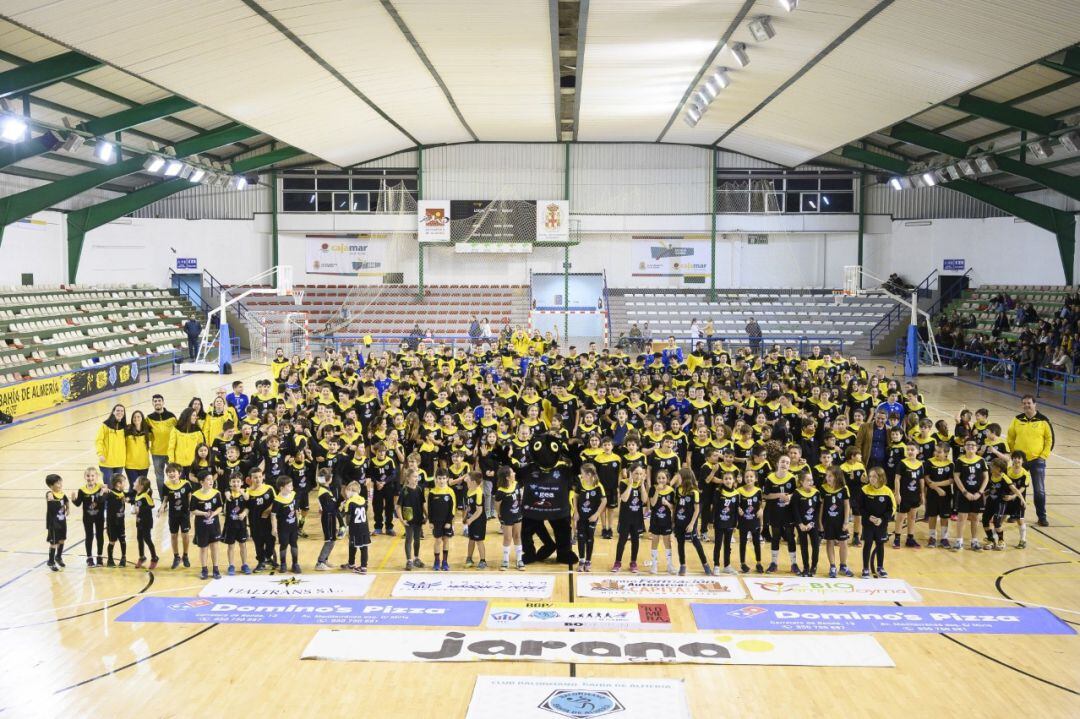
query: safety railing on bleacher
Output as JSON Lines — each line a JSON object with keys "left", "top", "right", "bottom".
{"left": 1034, "top": 366, "right": 1080, "bottom": 406}
{"left": 314, "top": 333, "right": 847, "bottom": 357}
{"left": 895, "top": 337, "right": 1018, "bottom": 390}
{"left": 868, "top": 269, "right": 937, "bottom": 349}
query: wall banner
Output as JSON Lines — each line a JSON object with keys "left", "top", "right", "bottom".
{"left": 630, "top": 236, "right": 711, "bottom": 278}
{"left": 418, "top": 200, "right": 452, "bottom": 242}
{"left": 0, "top": 374, "right": 68, "bottom": 417}
{"left": 535, "top": 200, "right": 569, "bottom": 243}
{"left": 305, "top": 237, "right": 387, "bottom": 276}
{"left": 63, "top": 360, "right": 140, "bottom": 403}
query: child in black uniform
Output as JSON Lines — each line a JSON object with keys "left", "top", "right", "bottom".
{"left": 673, "top": 468, "right": 710, "bottom": 575}
{"left": 222, "top": 475, "right": 251, "bottom": 575}
{"left": 1005, "top": 451, "right": 1031, "bottom": 548}
{"left": 923, "top": 442, "right": 954, "bottom": 548}
{"left": 464, "top": 472, "right": 488, "bottom": 569}
{"left": 45, "top": 474, "right": 69, "bottom": 571}
{"left": 738, "top": 470, "right": 764, "bottom": 574}
{"left": 273, "top": 476, "right": 301, "bottom": 573}
{"left": 246, "top": 467, "right": 277, "bottom": 571}
{"left": 104, "top": 475, "right": 129, "bottom": 567}
{"left": 341, "top": 481, "right": 371, "bottom": 573}
{"left": 132, "top": 477, "right": 158, "bottom": 569}
{"left": 397, "top": 467, "right": 426, "bottom": 570}
{"left": 72, "top": 467, "right": 106, "bottom": 567}
{"left": 572, "top": 463, "right": 607, "bottom": 572}
{"left": 892, "top": 443, "right": 925, "bottom": 548}
{"left": 428, "top": 471, "right": 456, "bottom": 571}
{"left": 494, "top": 466, "right": 524, "bottom": 570}
{"left": 711, "top": 471, "right": 740, "bottom": 574}
{"left": 821, "top": 467, "right": 853, "bottom": 578}
{"left": 649, "top": 471, "right": 677, "bottom": 575}
{"left": 953, "top": 438, "right": 988, "bottom": 551}
{"left": 191, "top": 473, "right": 223, "bottom": 579}
{"left": 793, "top": 472, "right": 822, "bottom": 577}
{"left": 315, "top": 469, "right": 340, "bottom": 571}
{"left": 613, "top": 465, "right": 647, "bottom": 573}
{"left": 160, "top": 463, "right": 192, "bottom": 569}
{"left": 982, "top": 459, "right": 1024, "bottom": 551}
{"left": 861, "top": 467, "right": 896, "bottom": 578}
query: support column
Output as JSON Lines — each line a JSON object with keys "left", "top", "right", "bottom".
{"left": 417, "top": 145, "right": 424, "bottom": 300}
{"left": 270, "top": 167, "right": 279, "bottom": 287}
{"left": 709, "top": 147, "right": 717, "bottom": 302}
{"left": 857, "top": 170, "right": 865, "bottom": 288}
{"left": 564, "top": 142, "right": 571, "bottom": 340}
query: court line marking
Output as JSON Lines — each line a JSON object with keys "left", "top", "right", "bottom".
{"left": 0, "top": 579, "right": 204, "bottom": 625}
{"left": 910, "top": 584, "right": 1080, "bottom": 615}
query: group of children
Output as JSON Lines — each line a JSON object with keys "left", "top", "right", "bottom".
{"left": 45, "top": 340, "right": 1033, "bottom": 581}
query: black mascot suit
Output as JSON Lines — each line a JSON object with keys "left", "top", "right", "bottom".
{"left": 521, "top": 432, "right": 579, "bottom": 566}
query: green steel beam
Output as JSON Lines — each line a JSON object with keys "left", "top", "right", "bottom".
{"left": 232, "top": 145, "right": 304, "bottom": 173}
{"left": 1040, "top": 48, "right": 1080, "bottom": 77}
{"left": 953, "top": 94, "right": 1063, "bottom": 136}
{"left": 0, "top": 51, "right": 100, "bottom": 99}
{"left": 65, "top": 145, "right": 299, "bottom": 282}
{"left": 0, "top": 132, "right": 59, "bottom": 170}
{"left": 993, "top": 155, "right": 1080, "bottom": 203}
{"left": 840, "top": 145, "right": 909, "bottom": 174}
{"left": 79, "top": 96, "right": 197, "bottom": 138}
{"left": 888, "top": 121, "right": 971, "bottom": 157}
{"left": 0, "top": 124, "right": 257, "bottom": 244}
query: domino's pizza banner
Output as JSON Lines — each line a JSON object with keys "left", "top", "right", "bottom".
{"left": 692, "top": 604, "right": 1075, "bottom": 635}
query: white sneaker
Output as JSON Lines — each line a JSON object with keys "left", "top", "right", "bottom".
{"left": 723, "top": 566, "right": 738, "bottom": 575}
{"left": 314, "top": 562, "right": 331, "bottom": 571}
{"left": 650, "top": 563, "right": 658, "bottom": 574}
{"left": 667, "top": 563, "right": 678, "bottom": 575}
{"left": 516, "top": 560, "right": 525, "bottom": 571}
{"left": 500, "top": 560, "right": 509, "bottom": 571}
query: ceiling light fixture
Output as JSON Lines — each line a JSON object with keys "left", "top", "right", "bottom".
{"left": 233, "top": 175, "right": 248, "bottom": 190}
{"left": 778, "top": 0, "right": 798, "bottom": 11}
{"left": 0, "top": 115, "right": 27, "bottom": 142}
{"left": 711, "top": 67, "right": 731, "bottom": 90}
{"left": 164, "top": 160, "right": 184, "bottom": 177}
{"left": 1027, "top": 138, "right": 1053, "bottom": 159}
{"left": 974, "top": 155, "right": 997, "bottom": 174}
{"left": 956, "top": 159, "right": 977, "bottom": 177}
{"left": 178, "top": 164, "right": 194, "bottom": 179}
{"left": 748, "top": 16, "right": 775, "bottom": 43}
{"left": 189, "top": 168, "right": 206, "bottom": 183}
{"left": 1060, "top": 130, "right": 1079, "bottom": 153}
{"left": 94, "top": 140, "right": 114, "bottom": 162}
{"left": 730, "top": 42, "right": 750, "bottom": 68}
{"left": 143, "top": 155, "right": 165, "bottom": 172}
{"left": 944, "top": 165, "right": 962, "bottom": 181}
{"left": 889, "top": 177, "right": 903, "bottom": 191}
{"left": 922, "top": 171, "right": 938, "bottom": 187}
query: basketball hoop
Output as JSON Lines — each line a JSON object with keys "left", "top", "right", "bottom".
{"left": 842, "top": 265, "right": 863, "bottom": 297}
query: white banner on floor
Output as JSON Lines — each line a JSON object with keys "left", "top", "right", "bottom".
{"left": 465, "top": 676, "right": 690, "bottom": 719}
{"left": 301, "top": 629, "right": 894, "bottom": 667}
{"left": 487, "top": 602, "right": 671, "bottom": 630}
{"left": 392, "top": 574, "right": 556, "bottom": 599}
{"left": 575, "top": 575, "right": 745, "bottom": 600}
{"left": 199, "top": 574, "right": 375, "bottom": 598}
{"left": 743, "top": 577, "right": 922, "bottom": 602}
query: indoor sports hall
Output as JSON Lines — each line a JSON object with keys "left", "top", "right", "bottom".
{"left": 0, "top": 2, "right": 1077, "bottom": 718}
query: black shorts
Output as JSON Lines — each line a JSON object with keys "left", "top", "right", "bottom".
{"left": 982, "top": 498, "right": 1006, "bottom": 522}
{"left": 193, "top": 518, "right": 221, "bottom": 547}
{"left": 925, "top": 490, "right": 953, "bottom": 518}
{"left": 821, "top": 518, "right": 847, "bottom": 541}
{"left": 47, "top": 522, "right": 67, "bottom": 544}
{"left": 295, "top": 489, "right": 310, "bottom": 511}
{"left": 738, "top": 521, "right": 761, "bottom": 536}
{"left": 107, "top": 520, "right": 126, "bottom": 541}
{"left": 467, "top": 520, "right": 487, "bottom": 542}
{"left": 432, "top": 522, "right": 454, "bottom": 539}
{"left": 576, "top": 519, "right": 597, "bottom": 541}
{"left": 499, "top": 513, "right": 523, "bottom": 526}
{"left": 618, "top": 513, "right": 645, "bottom": 536}
{"left": 349, "top": 525, "right": 371, "bottom": 548}
{"left": 453, "top": 485, "right": 468, "bottom": 511}
{"left": 169, "top": 512, "right": 191, "bottom": 534}
{"left": 222, "top": 520, "right": 248, "bottom": 544}
{"left": 955, "top": 493, "right": 985, "bottom": 514}
{"left": 600, "top": 478, "right": 619, "bottom": 508}
{"left": 649, "top": 516, "right": 673, "bottom": 536}
{"left": 847, "top": 483, "right": 864, "bottom": 514}
{"left": 898, "top": 494, "right": 921, "bottom": 513}
{"left": 862, "top": 521, "right": 889, "bottom": 542}
{"left": 1005, "top": 496, "right": 1026, "bottom": 521}
{"left": 278, "top": 524, "right": 299, "bottom": 547}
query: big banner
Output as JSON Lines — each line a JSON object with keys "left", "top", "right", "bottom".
{"left": 305, "top": 237, "right": 387, "bottom": 276}
{"left": 417, "top": 200, "right": 452, "bottom": 242}
{"left": 631, "top": 236, "right": 711, "bottom": 278}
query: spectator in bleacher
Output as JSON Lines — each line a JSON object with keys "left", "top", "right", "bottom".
{"left": 991, "top": 310, "right": 1011, "bottom": 338}
{"left": 704, "top": 318, "right": 716, "bottom": 350}
{"left": 689, "top": 318, "right": 702, "bottom": 342}
{"left": 480, "top": 317, "right": 493, "bottom": 342}
{"left": 468, "top": 316, "right": 482, "bottom": 346}
{"left": 628, "top": 323, "right": 643, "bottom": 351}
{"left": 183, "top": 317, "right": 201, "bottom": 360}
{"left": 95, "top": 404, "right": 127, "bottom": 485}
{"left": 745, "top": 316, "right": 762, "bottom": 355}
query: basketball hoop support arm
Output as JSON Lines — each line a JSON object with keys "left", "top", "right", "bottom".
{"left": 196, "top": 265, "right": 294, "bottom": 362}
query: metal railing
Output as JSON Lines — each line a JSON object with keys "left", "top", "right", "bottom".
{"left": 926, "top": 267, "right": 974, "bottom": 318}
{"left": 1034, "top": 366, "right": 1080, "bottom": 406}
{"left": 896, "top": 337, "right": 1018, "bottom": 389}
{"left": 868, "top": 269, "right": 937, "bottom": 349}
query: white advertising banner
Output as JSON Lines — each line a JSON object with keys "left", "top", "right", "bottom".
{"left": 417, "top": 200, "right": 451, "bottom": 242}
{"left": 465, "top": 676, "right": 691, "bottom": 719}
{"left": 392, "top": 574, "right": 556, "bottom": 599}
{"left": 630, "top": 236, "right": 711, "bottom": 278}
{"left": 535, "top": 200, "right": 569, "bottom": 243}
{"left": 743, "top": 576, "right": 922, "bottom": 602}
{"left": 199, "top": 574, "right": 375, "bottom": 598}
{"left": 301, "top": 629, "right": 895, "bottom": 667}
{"left": 305, "top": 237, "right": 387, "bottom": 276}
{"left": 575, "top": 575, "right": 745, "bottom": 600}
{"left": 487, "top": 602, "right": 671, "bottom": 630}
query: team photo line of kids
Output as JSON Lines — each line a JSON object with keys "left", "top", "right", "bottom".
{"left": 42, "top": 335, "right": 1055, "bottom": 584}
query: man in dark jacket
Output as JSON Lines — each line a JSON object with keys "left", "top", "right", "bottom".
{"left": 183, "top": 317, "right": 201, "bottom": 360}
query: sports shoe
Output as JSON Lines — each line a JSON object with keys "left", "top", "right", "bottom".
{"left": 200, "top": 567, "right": 209, "bottom": 580}
{"left": 500, "top": 560, "right": 509, "bottom": 571}
{"left": 241, "top": 564, "right": 251, "bottom": 574}
{"left": 119, "top": 558, "right": 127, "bottom": 568}
{"left": 755, "top": 563, "right": 764, "bottom": 573}
{"left": 253, "top": 561, "right": 265, "bottom": 572}
{"left": 650, "top": 562, "right": 658, "bottom": 574}
{"left": 905, "top": 536, "right": 920, "bottom": 548}
{"left": 87, "top": 558, "right": 95, "bottom": 568}
{"left": 839, "top": 564, "right": 853, "bottom": 577}
{"left": 315, "top": 562, "right": 331, "bottom": 571}
{"left": 292, "top": 563, "right": 302, "bottom": 574}
{"left": 477, "top": 560, "right": 488, "bottom": 569}
{"left": 171, "top": 555, "right": 181, "bottom": 570}
{"left": 723, "top": 566, "right": 738, "bottom": 575}
{"left": 828, "top": 565, "right": 837, "bottom": 578}
{"left": 431, "top": 562, "right": 441, "bottom": 572}
{"left": 357, "top": 566, "right": 368, "bottom": 574}
{"left": 149, "top": 559, "right": 159, "bottom": 570}
{"left": 790, "top": 563, "right": 801, "bottom": 575}
{"left": 48, "top": 561, "right": 59, "bottom": 572}
{"left": 952, "top": 540, "right": 963, "bottom": 551}
{"left": 227, "top": 565, "right": 236, "bottom": 576}
{"left": 386, "top": 529, "right": 396, "bottom": 536}
{"left": 584, "top": 561, "right": 592, "bottom": 572}
{"left": 609, "top": 560, "right": 621, "bottom": 573}
{"left": 135, "top": 558, "right": 145, "bottom": 569}
{"left": 1017, "top": 540, "right": 1027, "bottom": 549}
{"left": 629, "top": 562, "right": 639, "bottom": 573}
{"left": 995, "top": 540, "right": 1005, "bottom": 551}
{"left": 971, "top": 540, "right": 981, "bottom": 551}
{"left": 577, "top": 561, "right": 586, "bottom": 572}
{"left": 55, "top": 557, "right": 65, "bottom": 568}
{"left": 1037, "top": 518, "right": 1049, "bottom": 527}
{"left": 516, "top": 560, "right": 525, "bottom": 571}
{"left": 464, "top": 558, "right": 475, "bottom": 568}
{"left": 877, "top": 568, "right": 888, "bottom": 578}
{"left": 182, "top": 555, "right": 191, "bottom": 568}
{"left": 667, "top": 562, "right": 678, "bottom": 575}
{"left": 939, "top": 538, "right": 951, "bottom": 549}
{"left": 413, "top": 558, "right": 425, "bottom": 568}
{"left": 927, "top": 536, "right": 937, "bottom": 548}
{"left": 766, "top": 562, "right": 778, "bottom": 574}
{"left": 678, "top": 565, "right": 687, "bottom": 576}
{"left": 212, "top": 568, "right": 222, "bottom": 580}
{"left": 106, "top": 558, "right": 115, "bottom": 568}
{"left": 703, "top": 565, "right": 713, "bottom": 576}
{"left": 860, "top": 568, "right": 870, "bottom": 578}
{"left": 441, "top": 560, "right": 450, "bottom": 572}
{"left": 892, "top": 535, "right": 901, "bottom": 549}
{"left": 372, "top": 528, "right": 383, "bottom": 536}
{"left": 740, "top": 563, "right": 750, "bottom": 573}
{"left": 982, "top": 541, "right": 994, "bottom": 551}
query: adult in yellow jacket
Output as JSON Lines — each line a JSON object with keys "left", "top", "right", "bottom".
{"left": 124, "top": 410, "right": 152, "bottom": 488}
{"left": 146, "top": 394, "right": 177, "bottom": 499}
{"left": 202, "top": 396, "right": 238, "bottom": 445}
{"left": 168, "top": 408, "right": 206, "bottom": 478}
{"left": 1006, "top": 395, "right": 1054, "bottom": 526}
{"left": 95, "top": 404, "right": 127, "bottom": 484}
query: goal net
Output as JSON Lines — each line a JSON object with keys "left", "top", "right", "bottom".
{"left": 376, "top": 180, "right": 417, "bottom": 215}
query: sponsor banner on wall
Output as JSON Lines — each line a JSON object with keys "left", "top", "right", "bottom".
{"left": 0, "top": 374, "right": 68, "bottom": 417}
{"left": 301, "top": 629, "right": 895, "bottom": 667}
{"left": 116, "top": 597, "right": 485, "bottom": 627}
{"left": 535, "top": 200, "right": 569, "bottom": 243}
{"left": 199, "top": 574, "right": 374, "bottom": 598}
{"left": 63, "top": 360, "right": 141, "bottom": 403}
{"left": 465, "top": 676, "right": 691, "bottom": 719}
{"left": 630, "top": 236, "right": 711, "bottom": 278}
{"left": 487, "top": 602, "right": 671, "bottom": 630}
{"left": 392, "top": 574, "right": 555, "bottom": 599}
{"left": 744, "top": 576, "right": 921, "bottom": 602}
{"left": 692, "top": 603, "right": 1076, "bottom": 635}
{"left": 305, "top": 237, "right": 387, "bottom": 276}
{"left": 576, "top": 575, "right": 744, "bottom": 600}
{"left": 418, "top": 200, "right": 452, "bottom": 242}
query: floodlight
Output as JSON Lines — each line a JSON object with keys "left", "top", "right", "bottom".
{"left": 748, "top": 16, "right": 775, "bottom": 42}
{"left": 730, "top": 42, "right": 750, "bottom": 68}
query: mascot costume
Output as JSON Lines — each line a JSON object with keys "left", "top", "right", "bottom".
{"left": 521, "top": 432, "right": 579, "bottom": 566}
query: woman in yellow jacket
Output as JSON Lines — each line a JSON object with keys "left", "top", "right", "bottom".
{"left": 203, "top": 396, "right": 237, "bottom": 445}
{"left": 124, "top": 410, "right": 152, "bottom": 490}
{"left": 95, "top": 404, "right": 127, "bottom": 485}
{"left": 168, "top": 408, "right": 205, "bottom": 480}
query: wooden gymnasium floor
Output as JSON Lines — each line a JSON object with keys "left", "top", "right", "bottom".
{"left": 0, "top": 361, "right": 1077, "bottom": 719}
